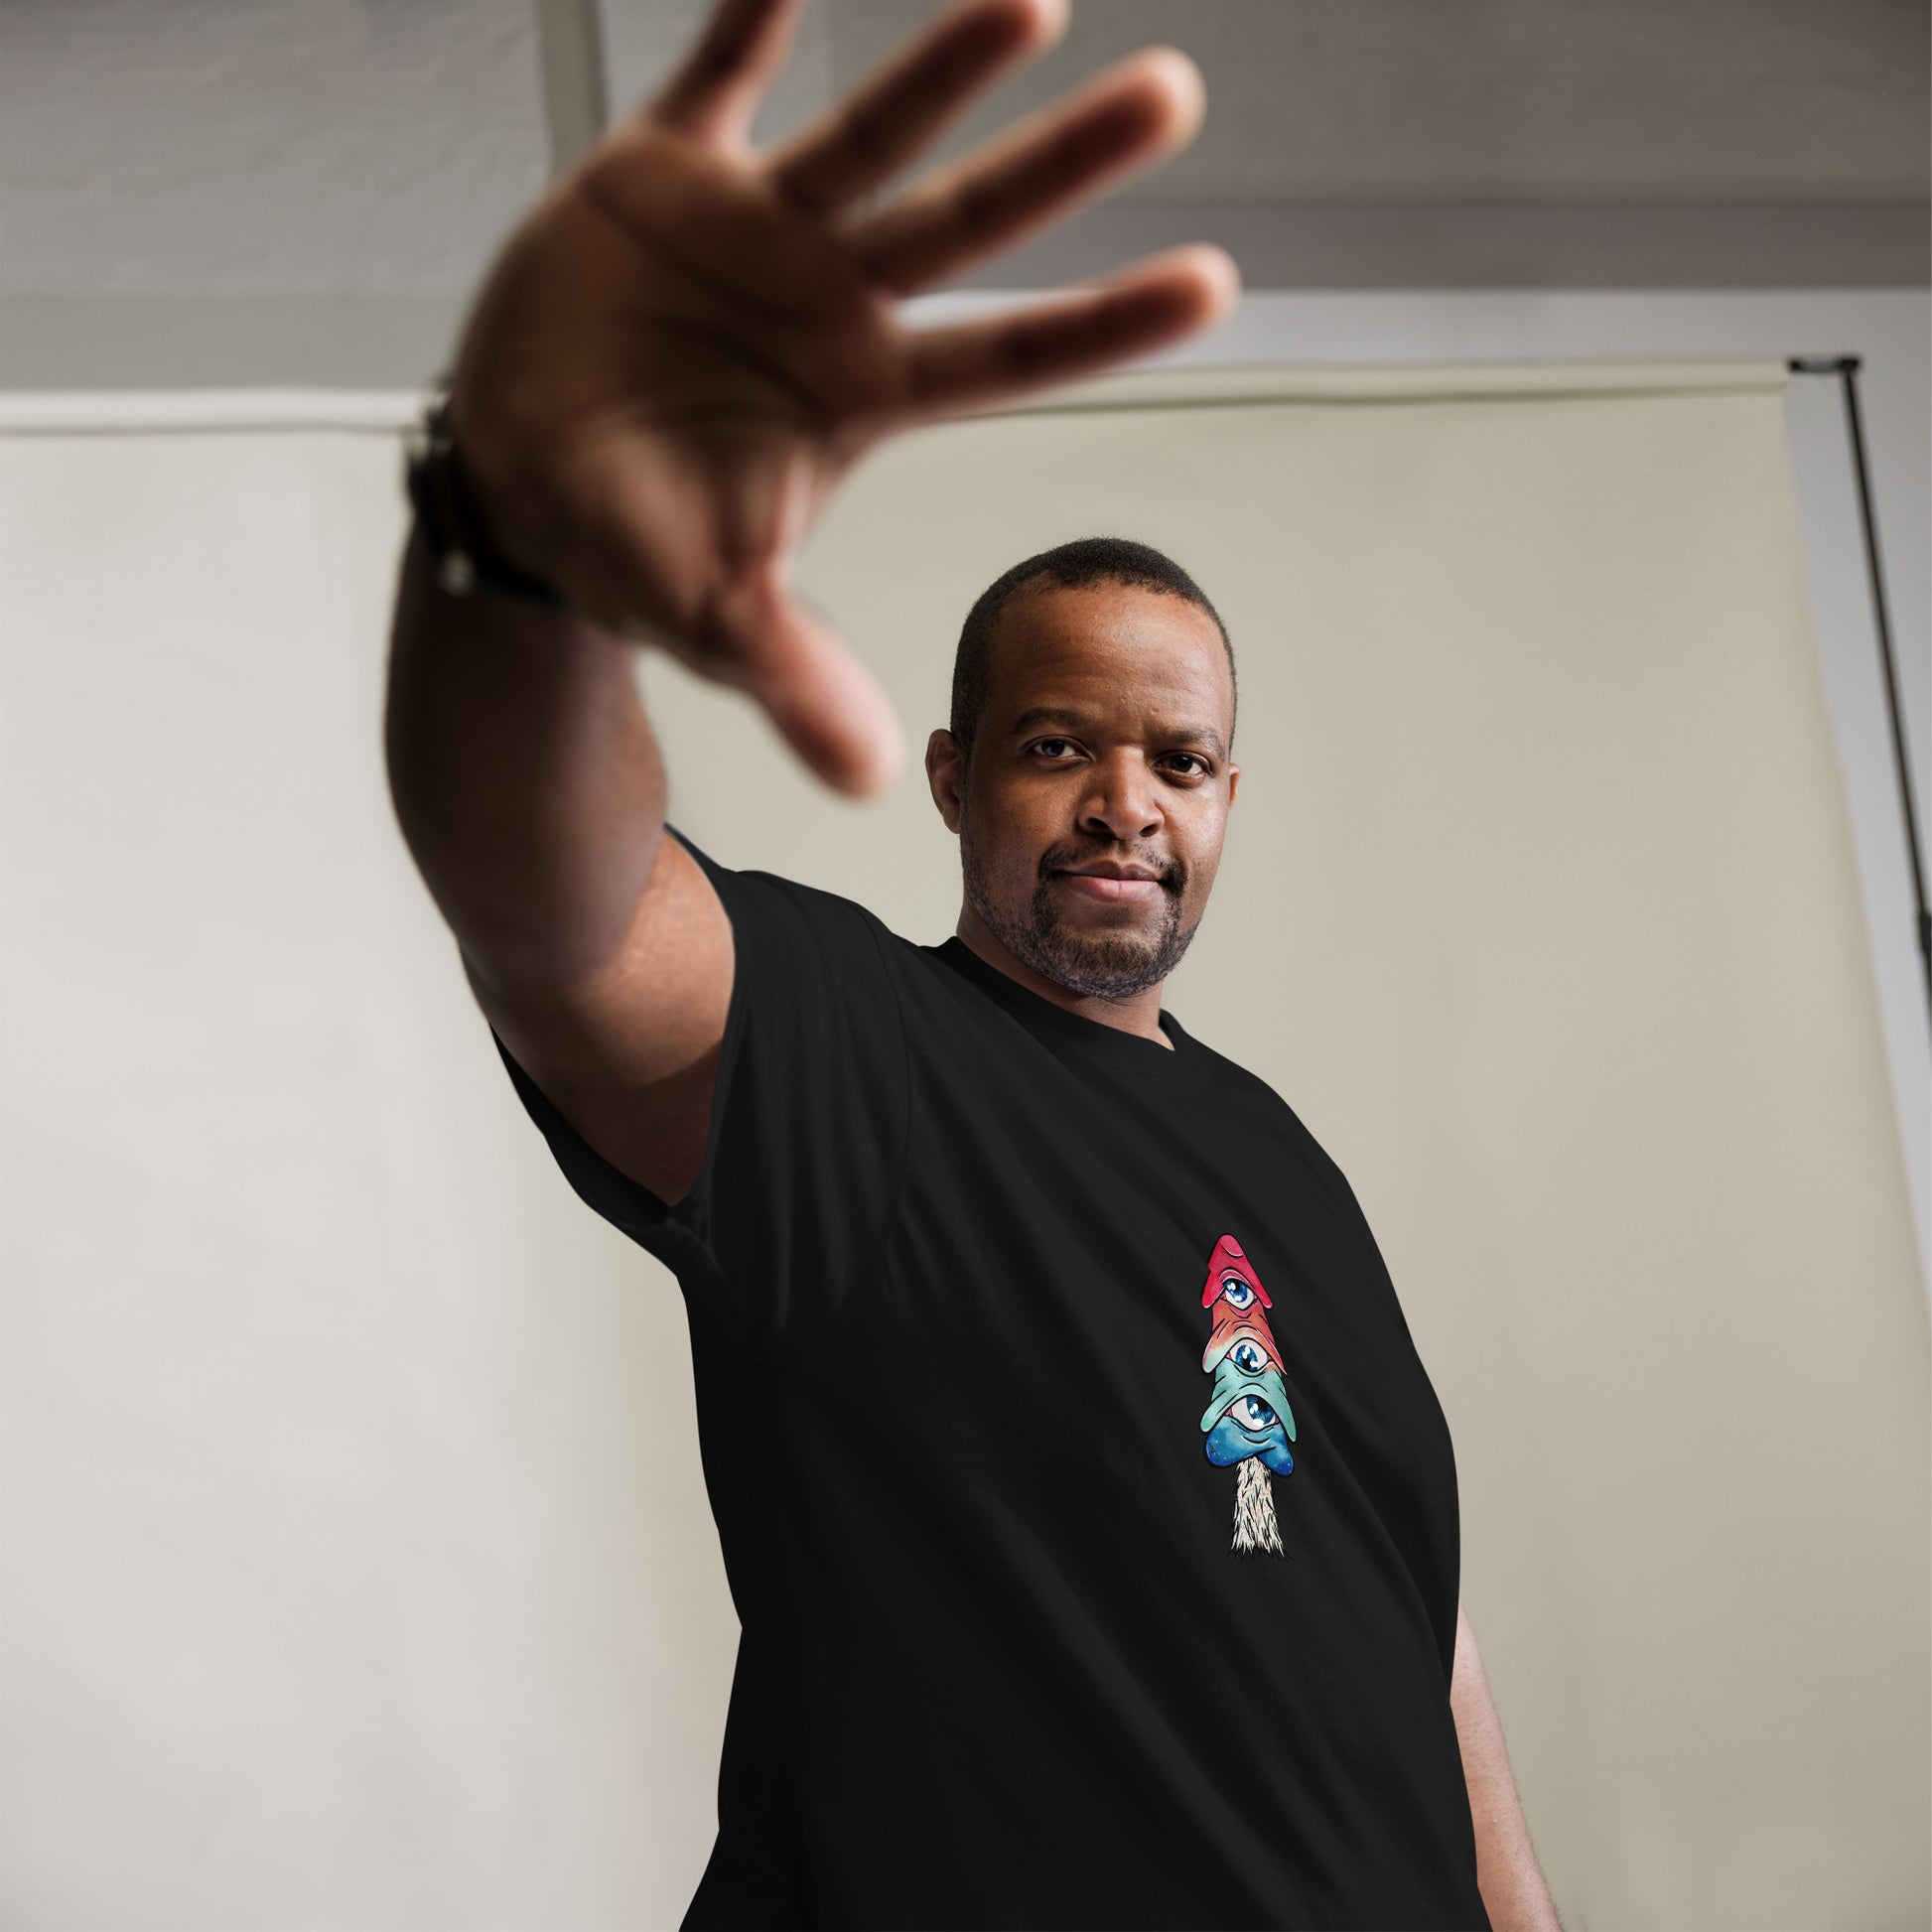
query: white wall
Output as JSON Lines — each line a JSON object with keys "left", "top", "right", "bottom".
{"left": 0, "top": 421, "right": 746, "bottom": 1928}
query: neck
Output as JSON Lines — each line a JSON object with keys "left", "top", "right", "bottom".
{"left": 953, "top": 903, "right": 1174, "bottom": 1048}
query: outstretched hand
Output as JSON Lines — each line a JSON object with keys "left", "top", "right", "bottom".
{"left": 446, "top": 0, "right": 1239, "bottom": 795}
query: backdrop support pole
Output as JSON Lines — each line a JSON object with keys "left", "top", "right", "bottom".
{"left": 1789, "top": 353, "right": 1932, "bottom": 1023}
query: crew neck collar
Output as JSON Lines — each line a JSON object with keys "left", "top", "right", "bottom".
{"left": 931, "top": 936, "right": 1202, "bottom": 1082}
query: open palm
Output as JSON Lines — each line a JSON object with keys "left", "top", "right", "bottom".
{"left": 447, "top": 0, "right": 1238, "bottom": 795}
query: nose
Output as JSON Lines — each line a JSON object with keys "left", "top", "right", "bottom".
{"left": 1075, "top": 749, "right": 1163, "bottom": 846}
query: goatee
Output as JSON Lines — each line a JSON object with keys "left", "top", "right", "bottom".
{"left": 961, "top": 819, "right": 1200, "bottom": 999}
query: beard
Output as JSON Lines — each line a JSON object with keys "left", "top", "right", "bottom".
{"left": 960, "top": 812, "right": 1201, "bottom": 1000}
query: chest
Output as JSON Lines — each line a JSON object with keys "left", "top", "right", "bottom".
{"left": 818, "top": 1017, "right": 1457, "bottom": 1574}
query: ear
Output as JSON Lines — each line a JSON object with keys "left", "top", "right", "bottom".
{"left": 1227, "top": 761, "right": 1239, "bottom": 806}
{"left": 925, "top": 728, "right": 967, "bottom": 833}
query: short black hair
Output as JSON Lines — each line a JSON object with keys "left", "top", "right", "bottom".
{"left": 948, "top": 536, "right": 1236, "bottom": 762}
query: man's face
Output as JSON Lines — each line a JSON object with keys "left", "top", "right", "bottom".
{"left": 926, "top": 579, "right": 1239, "bottom": 999}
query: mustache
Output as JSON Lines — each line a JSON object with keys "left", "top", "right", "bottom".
{"left": 1039, "top": 848, "right": 1182, "bottom": 890}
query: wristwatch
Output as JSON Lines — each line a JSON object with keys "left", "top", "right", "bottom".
{"left": 403, "top": 382, "right": 569, "bottom": 614}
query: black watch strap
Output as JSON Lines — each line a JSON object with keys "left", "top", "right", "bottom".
{"left": 403, "top": 386, "right": 569, "bottom": 614}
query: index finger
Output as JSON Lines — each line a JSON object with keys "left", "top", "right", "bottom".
{"left": 645, "top": 0, "right": 808, "bottom": 149}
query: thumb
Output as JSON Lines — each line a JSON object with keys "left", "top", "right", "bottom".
{"left": 710, "top": 570, "right": 905, "bottom": 798}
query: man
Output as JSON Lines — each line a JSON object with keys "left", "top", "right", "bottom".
{"left": 384, "top": 0, "right": 1561, "bottom": 1925}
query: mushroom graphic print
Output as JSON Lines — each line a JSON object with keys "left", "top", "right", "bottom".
{"left": 1198, "top": 1234, "right": 1297, "bottom": 1556}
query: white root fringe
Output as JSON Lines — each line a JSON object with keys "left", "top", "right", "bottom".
{"left": 1230, "top": 1456, "right": 1285, "bottom": 1557}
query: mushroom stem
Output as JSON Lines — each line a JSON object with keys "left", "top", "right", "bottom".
{"left": 1230, "top": 1455, "right": 1285, "bottom": 1556}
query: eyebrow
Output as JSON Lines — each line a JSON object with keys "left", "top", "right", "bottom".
{"left": 1008, "top": 705, "right": 1228, "bottom": 760}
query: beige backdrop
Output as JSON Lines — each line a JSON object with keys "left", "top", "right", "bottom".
{"left": 2, "top": 361, "right": 1925, "bottom": 1930}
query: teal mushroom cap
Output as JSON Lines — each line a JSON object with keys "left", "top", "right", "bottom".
{"left": 1199, "top": 1355, "right": 1297, "bottom": 1441}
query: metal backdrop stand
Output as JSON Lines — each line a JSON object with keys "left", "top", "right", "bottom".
{"left": 1788, "top": 354, "right": 1931, "bottom": 1021}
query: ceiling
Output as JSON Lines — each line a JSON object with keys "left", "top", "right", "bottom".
{"left": 625, "top": 0, "right": 1932, "bottom": 204}
{"left": 2, "top": 0, "right": 1925, "bottom": 386}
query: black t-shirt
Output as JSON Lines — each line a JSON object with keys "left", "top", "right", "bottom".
{"left": 491, "top": 825, "right": 1490, "bottom": 1932}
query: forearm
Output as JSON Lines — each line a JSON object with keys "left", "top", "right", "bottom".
{"left": 382, "top": 528, "right": 669, "bottom": 997}
{"left": 1449, "top": 1603, "right": 1561, "bottom": 1932}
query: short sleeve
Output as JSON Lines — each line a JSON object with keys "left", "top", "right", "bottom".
{"left": 488, "top": 823, "right": 911, "bottom": 1350}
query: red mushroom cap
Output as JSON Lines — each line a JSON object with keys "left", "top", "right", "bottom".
{"left": 1199, "top": 1232, "right": 1272, "bottom": 1309}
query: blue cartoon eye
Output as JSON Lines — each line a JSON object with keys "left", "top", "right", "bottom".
{"left": 1221, "top": 1276, "right": 1255, "bottom": 1310}
{"left": 1240, "top": 1395, "right": 1277, "bottom": 1430}
{"left": 1231, "top": 1339, "right": 1267, "bottom": 1373}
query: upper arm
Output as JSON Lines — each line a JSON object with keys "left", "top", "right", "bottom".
{"left": 464, "top": 827, "right": 733, "bottom": 1205}
{"left": 481, "top": 823, "right": 911, "bottom": 1344}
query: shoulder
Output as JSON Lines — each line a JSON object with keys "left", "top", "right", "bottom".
{"left": 669, "top": 823, "right": 904, "bottom": 964}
